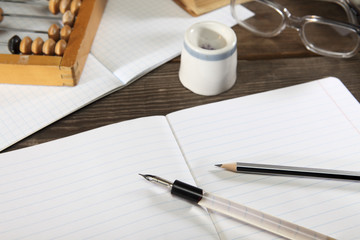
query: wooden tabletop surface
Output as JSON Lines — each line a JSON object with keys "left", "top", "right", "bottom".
{"left": 4, "top": 1, "right": 360, "bottom": 153}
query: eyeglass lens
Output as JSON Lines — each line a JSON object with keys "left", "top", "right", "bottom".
{"left": 232, "top": 0, "right": 284, "bottom": 35}
{"left": 232, "top": 0, "right": 359, "bottom": 56}
{"left": 303, "top": 22, "right": 358, "bottom": 54}
{"left": 276, "top": 0, "right": 350, "bottom": 22}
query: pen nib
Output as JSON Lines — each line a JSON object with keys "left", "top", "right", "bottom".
{"left": 139, "top": 173, "right": 173, "bottom": 188}
{"left": 139, "top": 173, "right": 154, "bottom": 181}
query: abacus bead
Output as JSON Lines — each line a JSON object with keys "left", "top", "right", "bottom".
{"left": 20, "top": 36, "right": 32, "bottom": 54}
{"left": 31, "top": 37, "right": 44, "bottom": 55}
{"left": 43, "top": 38, "right": 56, "bottom": 55}
{"left": 55, "top": 39, "right": 67, "bottom": 56}
{"left": 8, "top": 35, "right": 21, "bottom": 54}
{"left": 49, "top": 0, "right": 61, "bottom": 14}
{"left": 0, "top": 8, "right": 3, "bottom": 22}
{"left": 62, "top": 10, "right": 75, "bottom": 26}
{"left": 70, "top": 0, "right": 81, "bottom": 15}
{"left": 60, "top": 25, "right": 72, "bottom": 42}
{"left": 48, "top": 24, "right": 60, "bottom": 41}
{"left": 59, "top": 0, "right": 71, "bottom": 14}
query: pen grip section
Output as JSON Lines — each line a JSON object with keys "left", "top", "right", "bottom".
{"left": 198, "top": 192, "right": 335, "bottom": 240}
{"left": 171, "top": 180, "right": 203, "bottom": 203}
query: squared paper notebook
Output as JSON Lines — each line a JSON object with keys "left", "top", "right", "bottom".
{"left": 0, "top": 77, "right": 359, "bottom": 239}
{"left": 0, "top": 0, "right": 238, "bottom": 151}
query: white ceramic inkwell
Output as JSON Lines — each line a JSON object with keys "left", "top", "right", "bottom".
{"left": 179, "top": 21, "right": 237, "bottom": 96}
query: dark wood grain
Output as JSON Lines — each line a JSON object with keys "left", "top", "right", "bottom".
{"left": 3, "top": 2, "right": 360, "bottom": 153}
{"left": 5, "top": 53, "right": 359, "bottom": 152}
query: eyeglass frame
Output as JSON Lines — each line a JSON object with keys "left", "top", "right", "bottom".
{"left": 230, "top": 0, "right": 360, "bottom": 58}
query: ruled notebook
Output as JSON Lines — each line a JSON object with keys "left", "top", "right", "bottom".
{"left": 1, "top": 77, "right": 359, "bottom": 239}
{"left": 0, "top": 0, "right": 237, "bottom": 151}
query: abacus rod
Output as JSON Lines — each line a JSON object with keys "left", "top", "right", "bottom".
{"left": 0, "top": 0, "right": 47, "bottom": 5}
{"left": 0, "top": 0, "right": 62, "bottom": 15}
{"left": 2, "top": 12, "right": 61, "bottom": 20}
{"left": 0, "top": 26, "right": 47, "bottom": 34}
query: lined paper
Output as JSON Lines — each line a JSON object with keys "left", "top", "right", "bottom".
{"left": 0, "top": 0, "right": 238, "bottom": 151}
{"left": 167, "top": 77, "right": 360, "bottom": 239}
{"left": 0, "top": 116, "right": 218, "bottom": 239}
{"left": 1, "top": 77, "right": 359, "bottom": 239}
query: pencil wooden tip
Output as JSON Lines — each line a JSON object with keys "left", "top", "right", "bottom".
{"left": 215, "top": 163, "right": 237, "bottom": 172}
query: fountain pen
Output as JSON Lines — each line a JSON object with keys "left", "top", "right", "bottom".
{"left": 139, "top": 174, "right": 335, "bottom": 240}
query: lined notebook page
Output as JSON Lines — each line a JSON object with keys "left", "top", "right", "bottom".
{"left": 167, "top": 77, "right": 360, "bottom": 239}
{"left": 91, "top": 0, "right": 236, "bottom": 83}
{"left": 0, "top": 116, "right": 218, "bottom": 239}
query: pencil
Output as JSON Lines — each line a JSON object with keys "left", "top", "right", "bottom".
{"left": 215, "top": 162, "right": 360, "bottom": 181}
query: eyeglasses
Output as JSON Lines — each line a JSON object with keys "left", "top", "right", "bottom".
{"left": 230, "top": 0, "right": 360, "bottom": 58}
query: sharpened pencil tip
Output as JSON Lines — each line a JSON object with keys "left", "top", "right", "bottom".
{"left": 215, "top": 164, "right": 222, "bottom": 167}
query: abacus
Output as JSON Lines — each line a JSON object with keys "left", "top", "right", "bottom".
{"left": 0, "top": 0, "right": 107, "bottom": 86}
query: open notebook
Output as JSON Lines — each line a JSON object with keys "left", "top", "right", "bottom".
{"left": 0, "top": 77, "right": 359, "bottom": 239}
{"left": 0, "top": 0, "right": 240, "bottom": 151}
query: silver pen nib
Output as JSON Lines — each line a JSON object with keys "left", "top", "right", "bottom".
{"left": 139, "top": 174, "right": 173, "bottom": 188}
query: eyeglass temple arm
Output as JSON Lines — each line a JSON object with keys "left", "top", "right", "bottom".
{"left": 348, "top": 2, "right": 360, "bottom": 24}
{"left": 234, "top": 0, "right": 254, "bottom": 3}
{"left": 339, "top": 0, "right": 360, "bottom": 24}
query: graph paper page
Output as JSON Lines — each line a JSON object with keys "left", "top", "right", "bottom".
{"left": 0, "top": 54, "right": 123, "bottom": 151}
{"left": 167, "top": 77, "right": 360, "bottom": 239}
{"left": 0, "top": 0, "right": 239, "bottom": 151}
{"left": 91, "top": 0, "right": 237, "bottom": 84}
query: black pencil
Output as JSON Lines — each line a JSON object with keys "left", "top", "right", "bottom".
{"left": 215, "top": 162, "right": 360, "bottom": 181}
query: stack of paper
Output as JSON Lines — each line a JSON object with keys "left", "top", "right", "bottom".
{"left": 0, "top": 0, "right": 237, "bottom": 151}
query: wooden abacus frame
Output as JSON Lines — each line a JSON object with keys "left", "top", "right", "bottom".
{"left": 0, "top": 0, "right": 107, "bottom": 86}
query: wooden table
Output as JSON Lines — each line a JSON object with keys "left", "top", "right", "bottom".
{"left": 4, "top": 2, "right": 360, "bottom": 152}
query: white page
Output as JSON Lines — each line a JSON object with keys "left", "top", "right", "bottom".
{"left": 0, "top": 116, "right": 219, "bottom": 239}
{"left": 91, "top": 0, "right": 236, "bottom": 84}
{"left": 1, "top": 76, "right": 358, "bottom": 239}
{"left": 0, "top": 54, "right": 122, "bottom": 151}
{"left": 167, "top": 77, "right": 360, "bottom": 239}
{"left": 0, "top": 0, "right": 239, "bottom": 152}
